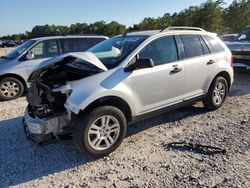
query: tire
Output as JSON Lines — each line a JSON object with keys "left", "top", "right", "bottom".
{"left": 73, "top": 106, "right": 127, "bottom": 156}
{"left": 203, "top": 76, "right": 228, "bottom": 110}
{"left": 0, "top": 77, "right": 24, "bottom": 101}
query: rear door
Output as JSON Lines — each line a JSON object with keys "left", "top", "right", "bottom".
{"left": 180, "top": 34, "right": 219, "bottom": 100}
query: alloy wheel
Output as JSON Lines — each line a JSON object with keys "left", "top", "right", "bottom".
{"left": 213, "top": 81, "right": 226, "bottom": 105}
{"left": 0, "top": 81, "right": 20, "bottom": 98}
{"left": 87, "top": 115, "right": 120, "bottom": 151}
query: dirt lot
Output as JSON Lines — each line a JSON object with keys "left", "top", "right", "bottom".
{"left": 0, "top": 71, "right": 250, "bottom": 187}
{"left": 0, "top": 47, "right": 14, "bottom": 56}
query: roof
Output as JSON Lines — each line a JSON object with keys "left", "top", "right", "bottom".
{"left": 32, "top": 35, "right": 108, "bottom": 41}
{"left": 124, "top": 27, "right": 212, "bottom": 37}
{"left": 126, "top": 30, "right": 161, "bottom": 36}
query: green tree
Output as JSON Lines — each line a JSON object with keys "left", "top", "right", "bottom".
{"left": 135, "top": 17, "right": 160, "bottom": 30}
{"left": 195, "top": 0, "right": 225, "bottom": 33}
{"left": 2, "top": 0, "right": 250, "bottom": 39}
{"left": 172, "top": 6, "right": 199, "bottom": 26}
{"left": 89, "top": 21, "right": 106, "bottom": 34}
{"left": 103, "top": 21, "right": 126, "bottom": 36}
{"left": 172, "top": 1, "right": 225, "bottom": 33}
{"left": 69, "top": 23, "right": 89, "bottom": 34}
{"left": 225, "top": 0, "right": 250, "bottom": 33}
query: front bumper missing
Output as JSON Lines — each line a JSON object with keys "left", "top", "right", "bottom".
{"left": 23, "top": 108, "right": 70, "bottom": 144}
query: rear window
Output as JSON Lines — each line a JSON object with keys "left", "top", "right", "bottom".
{"left": 202, "top": 35, "right": 225, "bottom": 53}
{"left": 61, "top": 38, "right": 106, "bottom": 53}
{"left": 180, "top": 35, "right": 203, "bottom": 58}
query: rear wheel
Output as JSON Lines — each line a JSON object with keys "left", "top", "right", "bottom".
{"left": 203, "top": 76, "right": 228, "bottom": 110}
{"left": 73, "top": 106, "right": 127, "bottom": 156}
{"left": 0, "top": 77, "right": 24, "bottom": 101}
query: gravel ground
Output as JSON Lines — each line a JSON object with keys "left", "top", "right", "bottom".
{"left": 0, "top": 71, "right": 249, "bottom": 188}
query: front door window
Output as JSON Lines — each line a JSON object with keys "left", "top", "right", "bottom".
{"left": 28, "top": 40, "right": 58, "bottom": 59}
{"left": 138, "top": 36, "right": 178, "bottom": 66}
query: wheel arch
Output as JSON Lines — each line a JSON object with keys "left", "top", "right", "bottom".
{"left": 79, "top": 96, "right": 132, "bottom": 123}
{"left": 0, "top": 73, "right": 27, "bottom": 91}
{"left": 214, "top": 71, "right": 231, "bottom": 92}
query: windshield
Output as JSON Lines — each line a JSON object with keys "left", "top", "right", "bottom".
{"left": 2, "top": 40, "right": 36, "bottom": 59}
{"left": 88, "top": 35, "right": 147, "bottom": 69}
{"left": 236, "top": 27, "right": 250, "bottom": 42}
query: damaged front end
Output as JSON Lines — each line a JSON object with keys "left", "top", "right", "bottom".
{"left": 23, "top": 52, "right": 107, "bottom": 144}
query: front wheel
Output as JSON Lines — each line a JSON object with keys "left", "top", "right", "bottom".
{"left": 0, "top": 77, "right": 24, "bottom": 101}
{"left": 73, "top": 106, "right": 127, "bottom": 156}
{"left": 203, "top": 76, "right": 228, "bottom": 110}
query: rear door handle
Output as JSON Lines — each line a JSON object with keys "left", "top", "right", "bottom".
{"left": 207, "top": 60, "right": 215, "bottom": 65}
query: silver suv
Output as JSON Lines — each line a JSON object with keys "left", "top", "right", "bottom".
{"left": 24, "top": 27, "right": 234, "bottom": 156}
{"left": 0, "top": 35, "right": 107, "bottom": 100}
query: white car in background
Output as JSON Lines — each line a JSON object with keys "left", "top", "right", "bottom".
{"left": 0, "top": 35, "right": 108, "bottom": 100}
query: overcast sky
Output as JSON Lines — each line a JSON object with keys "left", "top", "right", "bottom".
{"left": 0, "top": 0, "right": 234, "bottom": 36}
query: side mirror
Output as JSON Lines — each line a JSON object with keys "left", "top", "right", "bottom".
{"left": 125, "top": 58, "right": 154, "bottom": 72}
{"left": 26, "top": 52, "right": 35, "bottom": 60}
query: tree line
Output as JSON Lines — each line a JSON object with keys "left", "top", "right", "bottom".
{"left": 1, "top": 0, "right": 249, "bottom": 40}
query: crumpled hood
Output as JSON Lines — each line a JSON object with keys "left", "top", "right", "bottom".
{"left": 225, "top": 41, "right": 250, "bottom": 52}
{"left": 28, "top": 52, "right": 108, "bottom": 81}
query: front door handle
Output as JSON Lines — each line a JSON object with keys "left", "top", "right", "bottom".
{"left": 171, "top": 67, "right": 182, "bottom": 73}
{"left": 207, "top": 60, "right": 215, "bottom": 65}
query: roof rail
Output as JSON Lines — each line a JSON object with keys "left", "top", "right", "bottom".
{"left": 163, "top": 27, "right": 206, "bottom": 32}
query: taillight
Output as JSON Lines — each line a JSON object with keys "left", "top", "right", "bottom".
{"left": 230, "top": 56, "right": 234, "bottom": 67}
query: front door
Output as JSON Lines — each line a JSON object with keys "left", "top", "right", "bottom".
{"left": 129, "top": 35, "right": 185, "bottom": 115}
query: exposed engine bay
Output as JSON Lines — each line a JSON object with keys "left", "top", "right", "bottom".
{"left": 26, "top": 53, "right": 107, "bottom": 119}
{"left": 24, "top": 52, "right": 108, "bottom": 143}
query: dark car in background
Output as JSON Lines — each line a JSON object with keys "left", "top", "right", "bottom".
{"left": 220, "top": 34, "right": 238, "bottom": 42}
{"left": 226, "top": 26, "right": 250, "bottom": 69}
{"left": 1, "top": 40, "right": 16, "bottom": 47}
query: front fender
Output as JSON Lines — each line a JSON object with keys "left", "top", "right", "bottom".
{"left": 64, "top": 68, "right": 136, "bottom": 115}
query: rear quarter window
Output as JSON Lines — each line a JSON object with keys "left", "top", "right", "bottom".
{"left": 202, "top": 35, "right": 225, "bottom": 53}
{"left": 199, "top": 35, "right": 210, "bottom": 55}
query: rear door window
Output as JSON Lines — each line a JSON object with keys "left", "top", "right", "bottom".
{"left": 180, "top": 35, "right": 203, "bottom": 58}
{"left": 61, "top": 38, "right": 88, "bottom": 53}
{"left": 202, "top": 35, "right": 225, "bottom": 53}
{"left": 61, "top": 38, "right": 106, "bottom": 53}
